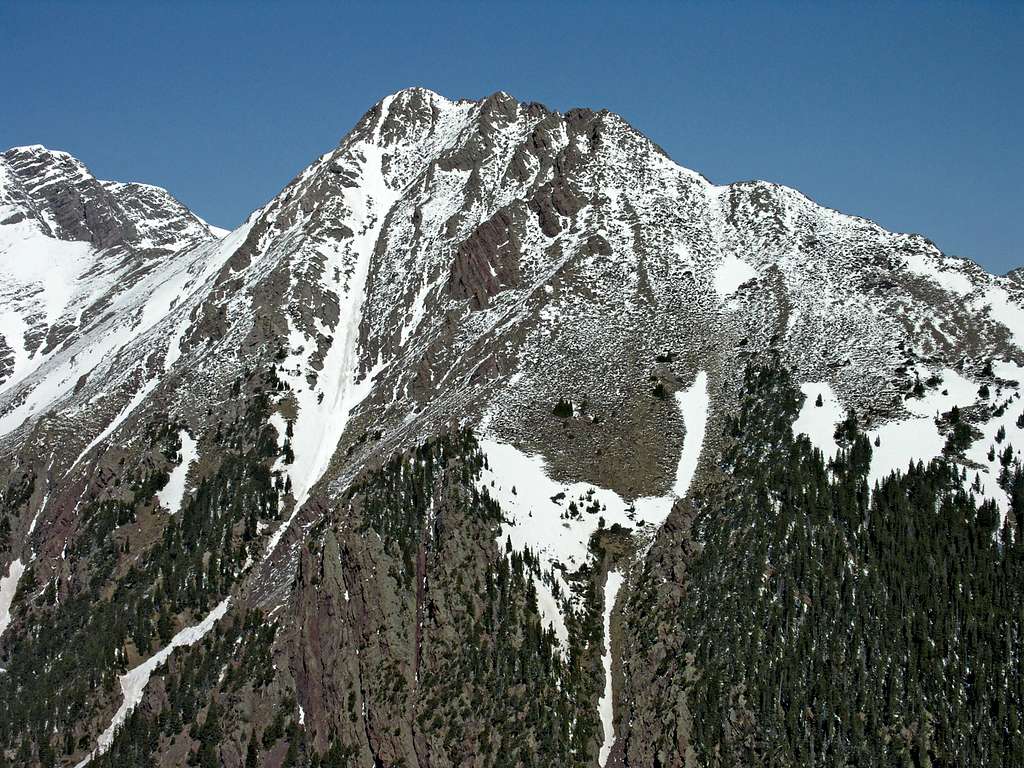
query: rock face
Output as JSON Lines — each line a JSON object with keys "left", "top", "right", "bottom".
{"left": 0, "top": 145, "right": 214, "bottom": 249}
{"left": 0, "top": 145, "right": 222, "bottom": 392}
{"left": 0, "top": 89, "right": 1022, "bottom": 767}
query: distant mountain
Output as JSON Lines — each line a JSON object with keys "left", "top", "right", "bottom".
{"left": 0, "top": 89, "right": 1022, "bottom": 768}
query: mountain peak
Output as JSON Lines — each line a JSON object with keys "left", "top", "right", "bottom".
{"left": 386, "top": 85, "right": 447, "bottom": 102}
{"left": 1, "top": 143, "right": 217, "bottom": 250}
{"left": 3, "top": 143, "right": 77, "bottom": 161}
{"left": 1, "top": 90, "right": 1023, "bottom": 768}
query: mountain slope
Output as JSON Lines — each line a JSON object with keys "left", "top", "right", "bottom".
{"left": 0, "top": 89, "right": 1022, "bottom": 768}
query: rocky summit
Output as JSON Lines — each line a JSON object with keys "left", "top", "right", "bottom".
{"left": 1, "top": 88, "right": 1023, "bottom": 767}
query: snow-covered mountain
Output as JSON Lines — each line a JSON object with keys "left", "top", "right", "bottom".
{"left": 0, "top": 89, "right": 1022, "bottom": 768}
{"left": 0, "top": 145, "right": 223, "bottom": 396}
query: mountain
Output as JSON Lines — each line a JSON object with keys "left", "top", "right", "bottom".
{"left": 0, "top": 88, "right": 1022, "bottom": 768}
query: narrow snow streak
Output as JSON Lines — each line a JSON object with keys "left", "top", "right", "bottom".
{"left": 290, "top": 145, "right": 395, "bottom": 510}
{"left": 70, "top": 377, "right": 157, "bottom": 470}
{"left": 75, "top": 598, "right": 231, "bottom": 768}
{"left": 598, "top": 571, "right": 624, "bottom": 766}
{"left": 672, "top": 371, "right": 709, "bottom": 498}
{"left": 264, "top": 122, "right": 398, "bottom": 562}
{"left": 0, "top": 558, "right": 25, "bottom": 640}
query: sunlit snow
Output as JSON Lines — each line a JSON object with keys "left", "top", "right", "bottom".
{"left": 155, "top": 429, "right": 197, "bottom": 515}
{"left": 598, "top": 571, "right": 623, "bottom": 766}
{"left": 0, "top": 220, "right": 251, "bottom": 439}
{"left": 263, "top": 108, "right": 398, "bottom": 563}
{"left": 866, "top": 369, "right": 979, "bottom": 490}
{"left": 713, "top": 253, "right": 757, "bottom": 299}
{"left": 75, "top": 598, "right": 231, "bottom": 767}
{"left": 903, "top": 253, "right": 974, "bottom": 296}
{"left": 974, "top": 287, "right": 1024, "bottom": 348}
{"left": 478, "top": 370, "right": 709, "bottom": 645}
{"left": 672, "top": 371, "right": 709, "bottom": 498}
{"left": 959, "top": 360, "right": 1024, "bottom": 520}
{"left": 0, "top": 558, "right": 25, "bottom": 640}
{"left": 792, "top": 382, "right": 844, "bottom": 460}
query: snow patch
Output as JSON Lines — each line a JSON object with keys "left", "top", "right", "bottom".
{"left": 713, "top": 253, "right": 757, "bottom": 299}
{"left": 866, "top": 368, "right": 979, "bottom": 490}
{"left": 479, "top": 439, "right": 624, "bottom": 644}
{"left": 904, "top": 368, "right": 978, "bottom": 418}
{"left": 867, "top": 417, "right": 946, "bottom": 490}
{"left": 792, "top": 382, "right": 844, "bottom": 460}
{"left": 0, "top": 558, "right": 25, "bottom": 640}
{"left": 598, "top": 571, "right": 624, "bottom": 766}
{"left": 156, "top": 430, "right": 197, "bottom": 515}
{"left": 974, "top": 287, "right": 1024, "bottom": 349}
{"left": 672, "top": 371, "right": 709, "bottom": 498}
{"left": 75, "top": 598, "right": 231, "bottom": 767}
{"left": 903, "top": 254, "right": 974, "bottom": 296}
{"left": 195, "top": 217, "right": 231, "bottom": 239}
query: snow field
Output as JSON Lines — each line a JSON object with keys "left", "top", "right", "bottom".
{"left": 0, "top": 221, "right": 250, "bottom": 440}
{"left": 792, "top": 366, "right": 1024, "bottom": 521}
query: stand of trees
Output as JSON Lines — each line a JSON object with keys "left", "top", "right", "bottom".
{"left": 642, "top": 360, "right": 1024, "bottom": 766}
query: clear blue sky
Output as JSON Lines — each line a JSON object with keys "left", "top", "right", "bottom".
{"left": 2, "top": 1, "right": 1021, "bottom": 272}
